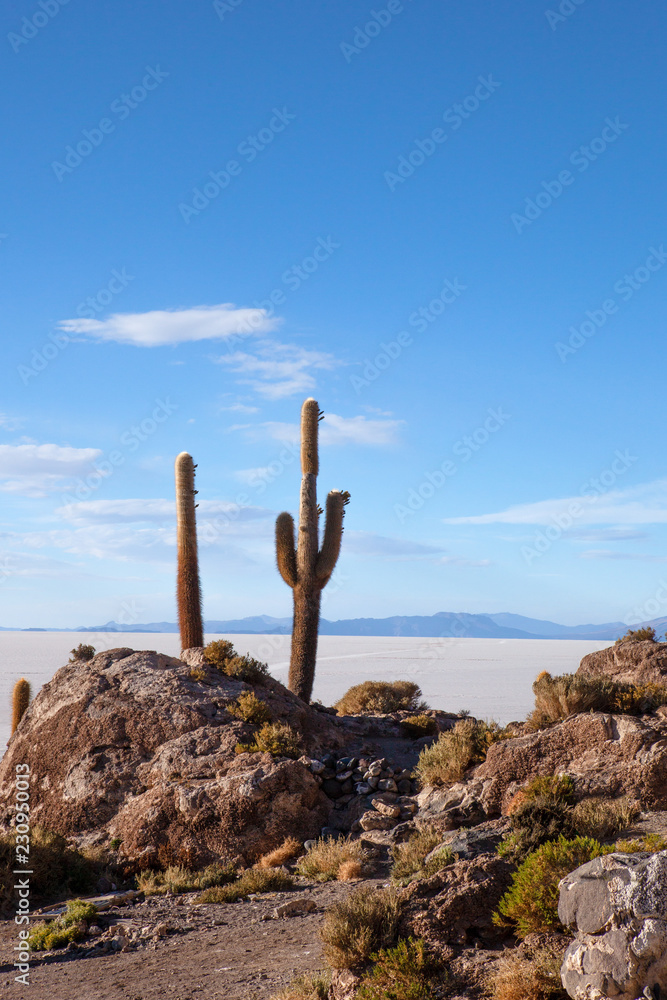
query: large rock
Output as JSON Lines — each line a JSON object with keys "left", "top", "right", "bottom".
{"left": 579, "top": 640, "right": 667, "bottom": 687}
{"left": 400, "top": 853, "right": 515, "bottom": 950}
{"left": 0, "top": 647, "right": 337, "bottom": 864}
{"left": 472, "top": 712, "right": 667, "bottom": 814}
{"left": 415, "top": 777, "right": 491, "bottom": 830}
{"left": 559, "top": 851, "right": 667, "bottom": 999}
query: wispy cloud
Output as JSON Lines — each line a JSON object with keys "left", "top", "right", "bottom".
{"left": 245, "top": 412, "right": 405, "bottom": 448}
{"left": 58, "top": 304, "right": 280, "bottom": 347}
{"left": 443, "top": 480, "right": 667, "bottom": 527}
{"left": 215, "top": 340, "right": 339, "bottom": 398}
{"left": 56, "top": 498, "right": 271, "bottom": 525}
{"left": 342, "top": 531, "right": 490, "bottom": 567}
{"left": 579, "top": 549, "right": 667, "bottom": 562}
{"left": 0, "top": 443, "right": 101, "bottom": 497}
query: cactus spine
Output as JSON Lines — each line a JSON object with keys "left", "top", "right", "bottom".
{"left": 11, "top": 678, "right": 30, "bottom": 735}
{"left": 276, "top": 398, "right": 350, "bottom": 702}
{"left": 175, "top": 452, "right": 204, "bottom": 650}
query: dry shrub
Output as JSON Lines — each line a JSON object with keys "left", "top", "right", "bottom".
{"left": 69, "top": 643, "right": 95, "bottom": 662}
{"left": 196, "top": 867, "right": 294, "bottom": 903}
{"left": 528, "top": 671, "right": 667, "bottom": 729}
{"left": 227, "top": 690, "right": 273, "bottom": 726}
{"left": 257, "top": 837, "right": 303, "bottom": 869}
{"left": 136, "top": 862, "right": 236, "bottom": 896}
{"left": 338, "top": 859, "right": 363, "bottom": 882}
{"left": 415, "top": 718, "right": 505, "bottom": 786}
{"left": 492, "top": 943, "right": 568, "bottom": 1000}
{"left": 400, "top": 714, "right": 437, "bottom": 739}
{"left": 615, "top": 832, "right": 667, "bottom": 853}
{"left": 499, "top": 776, "right": 577, "bottom": 862}
{"left": 204, "top": 640, "right": 270, "bottom": 684}
{"left": 296, "top": 837, "right": 368, "bottom": 882}
{"left": 235, "top": 721, "right": 303, "bottom": 758}
{"left": 615, "top": 626, "right": 657, "bottom": 644}
{"left": 203, "top": 638, "right": 236, "bottom": 666}
{"left": 320, "top": 885, "right": 402, "bottom": 968}
{"left": 335, "top": 680, "right": 428, "bottom": 716}
{"left": 390, "top": 827, "right": 453, "bottom": 885}
{"left": 271, "top": 972, "right": 331, "bottom": 1000}
{"left": 494, "top": 835, "right": 610, "bottom": 938}
{"left": 572, "top": 796, "right": 640, "bottom": 841}
{"left": 357, "top": 937, "right": 439, "bottom": 1000}
{"left": 189, "top": 666, "right": 208, "bottom": 682}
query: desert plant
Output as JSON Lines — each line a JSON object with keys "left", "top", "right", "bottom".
{"left": 235, "top": 721, "right": 303, "bottom": 758}
{"left": 275, "top": 398, "right": 350, "bottom": 702}
{"left": 203, "top": 638, "right": 236, "bottom": 666}
{"left": 271, "top": 971, "right": 331, "bottom": 1000}
{"left": 615, "top": 626, "right": 657, "bottom": 644}
{"left": 227, "top": 690, "right": 273, "bottom": 725}
{"left": 491, "top": 943, "right": 568, "bottom": 1000}
{"left": 337, "top": 859, "right": 363, "bottom": 881}
{"left": 415, "top": 718, "right": 505, "bottom": 786}
{"left": 196, "top": 867, "right": 294, "bottom": 903}
{"left": 29, "top": 899, "right": 98, "bottom": 952}
{"left": 499, "top": 775, "right": 578, "bottom": 862}
{"left": 296, "top": 836, "right": 368, "bottom": 882}
{"left": 390, "top": 828, "right": 453, "bottom": 885}
{"left": 529, "top": 671, "right": 667, "bottom": 729}
{"left": 615, "top": 832, "right": 667, "bottom": 853}
{"left": 136, "top": 862, "right": 236, "bottom": 896}
{"left": 175, "top": 451, "right": 204, "bottom": 650}
{"left": 224, "top": 653, "right": 270, "bottom": 684}
{"left": 11, "top": 678, "right": 30, "bottom": 735}
{"left": 257, "top": 837, "right": 303, "bottom": 868}
{"left": 494, "top": 835, "right": 610, "bottom": 937}
{"left": 357, "top": 938, "right": 438, "bottom": 1000}
{"left": 320, "top": 885, "right": 402, "bottom": 969}
{"left": 335, "top": 680, "right": 427, "bottom": 716}
{"left": 69, "top": 643, "right": 95, "bottom": 662}
{"left": 400, "top": 714, "right": 437, "bottom": 738}
{"left": 572, "top": 796, "right": 640, "bottom": 841}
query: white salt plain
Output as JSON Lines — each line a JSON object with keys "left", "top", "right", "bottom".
{"left": 0, "top": 632, "right": 612, "bottom": 754}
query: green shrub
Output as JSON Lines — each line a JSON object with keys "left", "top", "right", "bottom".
{"left": 335, "top": 680, "right": 428, "bottom": 716}
{"left": 296, "top": 837, "right": 368, "bottom": 883}
{"left": 203, "top": 639, "right": 236, "bottom": 666}
{"left": 615, "top": 626, "right": 657, "bottom": 644}
{"left": 136, "top": 863, "right": 236, "bottom": 896}
{"left": 357, "top": 938, "right": 438, "bottom": 1000}
{"left": 494, "top": 836, "right": 610, "bottom": 937}
{"left": 227, "top": 690, "right": 273, "bottom": 725}
{"left": 196, "top": 867, "right": 294, "bottom": 903}
{"left": 69, "top": 643, "right": 96, "bottom": 662}
{"left": 320, "top": 886, "right": 402, "bottom": 969}
{"left": 615, "top": 833, "right": 667, "bottom": 853}
{"left": 390, "top": 828, "right": 454, "bottom": 885}
{"left": 29, "top": 899, "right": 98, "bottom": 952}
{"left": 235, "top": 721, "right": 303, "bottom": 758}
{"left": 400, "top": 715, "right": 437, "bottom": 739}
{"left": 223, "top": 654, "right": 270, "bottom": 684}
{"left": 529, "top": 671, "right": 667, "bottom": 729}
{"left": 499, "top": 800, "right": 576, "bottom": 863}
{"left": 415, "top": 719, "right": 506, "bottom": 786}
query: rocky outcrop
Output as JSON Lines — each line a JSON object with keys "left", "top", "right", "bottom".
{"left": 578, "top": 640, "right": 667, "bottom": 687}
{"left": 559, "top": 851, "right": 667, "bottom": 1000}
{"left": 415, "top": 778, "right": 492, "bottom": 830}
{"left": 400, "top": 853, "right": 515, "bottom": 951}
{"left": 472, "top": 712, "right": 667, "bottom": 814}
{"left": 0, "top": 647, "right": 338, "bottom": 864}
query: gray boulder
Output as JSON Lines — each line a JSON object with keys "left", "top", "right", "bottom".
{"left": 559, "top": 851, "right": 667, "bottom": 999}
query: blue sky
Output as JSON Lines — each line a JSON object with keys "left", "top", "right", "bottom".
{"left": 1, "top": 0, "right": 666, "bottom": 628}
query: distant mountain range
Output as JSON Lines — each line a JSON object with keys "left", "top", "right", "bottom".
{"left": 6, "top": 611, "right": 667, "bottom": 641}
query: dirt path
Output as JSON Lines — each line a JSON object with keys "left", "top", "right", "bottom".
{"left": 0, "top": 879, "right": 377, "bottom": 1000}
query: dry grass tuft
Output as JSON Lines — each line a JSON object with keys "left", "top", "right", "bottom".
{"left": 491, "top": 944, "right": 568, "bottom": 1000}
{"left": 235, "top": 721, "right": 303, "bottom": 758}
{"left": 195, "top": 867, "right": 294, "bottom": 903}
{"left": 320, "top": 885, "right": 402, "bottom": 968}
{"left": 415, "top": 718, "right": 506, "bottom": 786}
{"left": 615, "top": 626, "right": 657, "bottom": 644}
{"left": 257, "top": 837, "right": 303, "bottom": 869}
{"left": 136, "top": 863, "right": 236, "bottom": 896}
{"left": 227, "top": 690, "right": 273, "bottom": 726}
{"left": 337, "top": 859, "right": 363, "bottom": 882}
{"left": 335, "top": 680, "right": 428, "bottom": 715}
{"left": 400, "top": 714, "right": 437, "bottom": 739}
{"left": 390, "top": 827, "right": 454, "bottom": 885}
{"left": 528, "top": 671, "right": 667, "bottom": 730}
{"left": 296, "top": 836, "right": 369, "bottom": 883}
{"left": 270, "top": 971, "right": 331, "bottom": 1000}
{"left": 572, "top": 796, "right": 640, "bottom": 841}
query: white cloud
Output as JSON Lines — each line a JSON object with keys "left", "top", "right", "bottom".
{"left": 443, "top": 480, "right": 667, "bottom": 527}
{"left": 58, "top": 304, "right": 280, "bottom": 347}
{"left": 0, "top": 443, "right": 101, "bottom": 497}
{"left": 252, "top": 413, "right": 404, "bottom": 448}
{"left": 220, "top": 402, "right": 260, "bottom": 415}
{"left": 56, "top": 498, "right": 272, "bottom": 525}
{"left": 215, "top": 340, "right": 339, "bottom": 399}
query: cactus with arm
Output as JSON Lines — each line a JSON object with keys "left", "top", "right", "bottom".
{"left": 175, "top": 451, "right": 204, "bottom": 650}
{"left": 275, "top": 398, "right": 350, "bottom": 701}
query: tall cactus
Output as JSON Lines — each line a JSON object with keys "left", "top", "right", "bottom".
{"left": 276, "top": 398, "right": 350, "bottom": 702}
{"left": 175, "top": 451, "right": 204, "bottom": 650}
{"left": 11, "top": 678, "right": 30, "bottom": 735}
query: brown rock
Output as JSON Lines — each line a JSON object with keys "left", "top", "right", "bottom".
{"left": 578, "top": 639, "right": 667, "bottom": 687}
{"left": 473, "top": 712, "right": 667, "bottom": 814}
{"left": 401, "top": 853, "right": 515, "bottom": 950}
{"left": 0, "top": 647, "right": 336, "bottom": 864}
{"left": 359, "top": 810, "right": 395, "bottom": 831}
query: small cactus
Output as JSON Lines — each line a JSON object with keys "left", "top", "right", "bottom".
{"left": 11, "top": 678, "right": 30, "bottom": 735}
{"left": 175, "top": 452, "right": 203, "bottom": 650}
{"left": 275, "top": 398, "right": 350, "bottom": 702}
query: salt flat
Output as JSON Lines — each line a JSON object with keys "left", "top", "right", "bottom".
{"left": 0, "top": 632, "right": 611, "bottom": 752}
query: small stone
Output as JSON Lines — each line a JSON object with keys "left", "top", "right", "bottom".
{"left": 367, "top": 775, "right": 380, "bottom": 789}
{"left": 273, "top": 898, "right": 317, "bottom": 919}
{"left": 336, "top": 770, "right": 353, "bottom": 782}
{"left": 310, "top": 760, "right": 325, "bottom": 774}
{"left": 371, "top": 798, "right": 401, "bottom": 818}
{"left": 397, "top": 780, "right": 412, "bottom": 795}
{"left": 340, "top": 779, "right": 354, "bottom": 795}
{"left": 378, "top": 778, "right": 398, "bottom": 792}
{"left": 304, "top": 839, "right": 317, "bottom": 851}
{"left": 367, "top": 764, "right": 382, "bottom": 777}
{"left": 355, "top": 783, "right": 371, "bottom": 795}
{"left": 359, "top": 811, "right": 396, "bottom": 832}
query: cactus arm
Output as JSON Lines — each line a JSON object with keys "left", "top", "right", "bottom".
{"left": 175, "top": 451, "right": 204, "bottom": 650}
{"left": 275, "top": 512, "right": 298, "bottom": 587}
{"left": 300, "top": 397, "right": 320, "bottom": 476}
{"left": 316, "top": 490, "right": 349, "bottom": 582}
